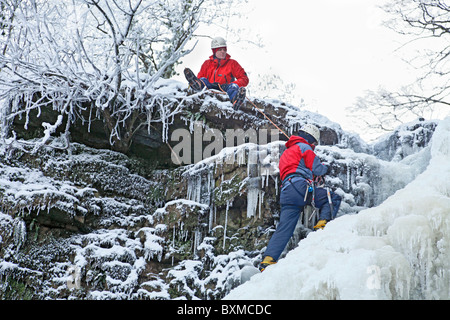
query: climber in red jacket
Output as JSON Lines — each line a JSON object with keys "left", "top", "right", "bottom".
{"left": 184, "top": 36, "right": 249, "bottom": 110}
{"left": 259, "top": 124, "right": 342, "bottom": 271}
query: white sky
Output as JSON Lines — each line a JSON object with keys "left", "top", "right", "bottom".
{"left": 176, "top": 0, "right": 421, "bottom": 141}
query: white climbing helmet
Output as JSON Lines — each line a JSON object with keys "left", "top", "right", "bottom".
{"left": 299, "top": 124, "right": 320, "bottom": 144}
{"left": 211, "top": 36, "right": 227, "bottom": 49}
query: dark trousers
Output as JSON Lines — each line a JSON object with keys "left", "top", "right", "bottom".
{"left": 198, "top": 77, "right": 240, "bottom": 102}
{"left": 264, "top": 176, "right": 341, "bottom": 261}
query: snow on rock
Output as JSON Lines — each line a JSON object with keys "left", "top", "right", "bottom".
{"left": 372, "top": 119, "right": 437, "bottom": 162}
{"left": 225, "top": 116, "right": 450, "bottom": 300}
{"left": 0, "top": 77, "right": 446, "bottom": 299}
{"left": 182, "top": 140, "right": 283, "bottom": 221}
{"left": 0, "top": 163, "right": 94, "bottom": 217}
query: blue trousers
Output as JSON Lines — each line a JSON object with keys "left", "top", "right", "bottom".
{"left": 199, "top": 78, "right": 240, "bottom": 102}
{"left": 264, "top": 176, "right": 341, "bottom": 261}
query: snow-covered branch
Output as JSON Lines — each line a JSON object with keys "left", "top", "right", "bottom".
{"left": 0, "top": 0, "right": 239, "bottom": 153}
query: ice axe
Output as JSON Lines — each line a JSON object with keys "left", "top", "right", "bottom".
{"left": 326, "top": 187, "right": 335, "bottom": 220}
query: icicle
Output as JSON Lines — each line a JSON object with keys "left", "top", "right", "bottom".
{"left": 187, "top": 177, "right": 193, "bottom": 200}
{"left": 238, "top": 146, "right": 246, "bottom": 166}
{"left": 208, "top": 170, "right": 215, "bottom": 231}
{"left": 246, "top": 187, "right": 259, "bottom": 218}
{"left": 275, "top": 177, "right": 279, "bottom": 196}
{"left": 223, "top": 200, "right": 230, "bottom": 250}
{"left": 172, "top": 226, "right": 175, "bottom": 266}
{"left": 209, "top": 206, "right": 214, "bottom": 232}
{"left": 214, "top": 205, "right": 217, "bottom": 226}
{"left": 259, "top": 191, "right": 265, "bottom": 218}
{"left": 193, "top": 230, "right": 197, "bottom": 256}
{"left": 187, "top": 174, "right": 203, "bottom": 203}
{"left": 13, "top": 218, "right": 27, "bottom": 251}
{"left": 195, "top": 175, "right": 201, "bottom": 203}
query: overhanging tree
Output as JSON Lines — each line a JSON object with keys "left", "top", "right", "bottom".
{"left": 0, "top": 0, "right": 240, "bottom": 153}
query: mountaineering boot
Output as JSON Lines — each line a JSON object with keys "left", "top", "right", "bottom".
{"left": 313, "top": 219, "right": 327, "bottom": 230}
{"left": 184, "top": 68, "right": 203, "bottom": 91}
{"left": 259, "top": 256, "right": 276, "bottom": 272}
{"left": 232, "top": 87, "right": 246, "bottom": 110}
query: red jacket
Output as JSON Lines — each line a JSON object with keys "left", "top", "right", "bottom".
{"left": 197, "top": 54, "right": 249, "bottom": 87}
{"left": 279, "top": 136, "right": 328, "bottom": 181}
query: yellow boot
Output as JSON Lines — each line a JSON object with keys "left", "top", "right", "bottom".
{"left": 259, "top": 256, "right": 276, "bottom": 272}
{"left": 313, "top": 219, "right": 327, "bottom": 230}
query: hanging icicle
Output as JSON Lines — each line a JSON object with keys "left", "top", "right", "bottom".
{"left": 223, "top": 200, "right": 231, "bottom": 250}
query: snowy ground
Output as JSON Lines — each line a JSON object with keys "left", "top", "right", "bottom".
{"left": 225, "top": 117, "right": 450, "bottom": 300}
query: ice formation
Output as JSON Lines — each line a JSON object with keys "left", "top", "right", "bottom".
{"left": 0, "top": 78, "right": 446, "bottom": 299}
{"left": 184, "top": 140, "right": 283, "bottom": 223}
{"left": 225, "top": 117, "right": 450, "bottom": 300}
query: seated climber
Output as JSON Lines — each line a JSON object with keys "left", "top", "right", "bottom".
{"left": 259, "top": 124, "right": 342, "bottom": 271}
{"left": 184, "top": 36, "right": 249, "bottom": 110}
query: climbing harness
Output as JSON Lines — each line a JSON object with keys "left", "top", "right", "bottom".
{"left": 282, "top": 174, "right": 339, "bottom": 229}
{"left": 281, "top": 174, "right": 316, "bottom": 208}
{"left": 281, "top": 174, "right": 319, "bottom": 229}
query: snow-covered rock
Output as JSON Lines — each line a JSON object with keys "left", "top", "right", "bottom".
{"left": 0, "top": 80, "right": 446, "bottom": 300}
{"left": 372, "top": 118, "right": 437, "bottom": 161}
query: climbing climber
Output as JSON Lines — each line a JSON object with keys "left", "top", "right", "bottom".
{"left": 184, "top": 36, "right": 249, "bottom": 110}
{"left": 259, "top": 124, "right": 342, "bottom": 271}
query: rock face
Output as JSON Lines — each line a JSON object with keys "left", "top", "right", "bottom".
{"left": 0, "top": 84, "right": 436, "bottom": 299}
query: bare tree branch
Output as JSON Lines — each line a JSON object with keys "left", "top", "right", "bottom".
{"left": 351, "top": 0, "right": 450, "bottom": 138}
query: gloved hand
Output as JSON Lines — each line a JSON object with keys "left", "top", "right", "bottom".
{"left": 314, "top": 175, "right": 325, "bottom": 187}
{"left": 314, "top": 220, "right": 327, "bottom": 230}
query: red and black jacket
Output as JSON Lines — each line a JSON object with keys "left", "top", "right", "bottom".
{"left": 197, "top": 53, "right": 249, "bottom": 88}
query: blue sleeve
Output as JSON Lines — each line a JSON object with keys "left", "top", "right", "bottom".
{"left": 311, "top": 156, "right": 328, "bottom": 177}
